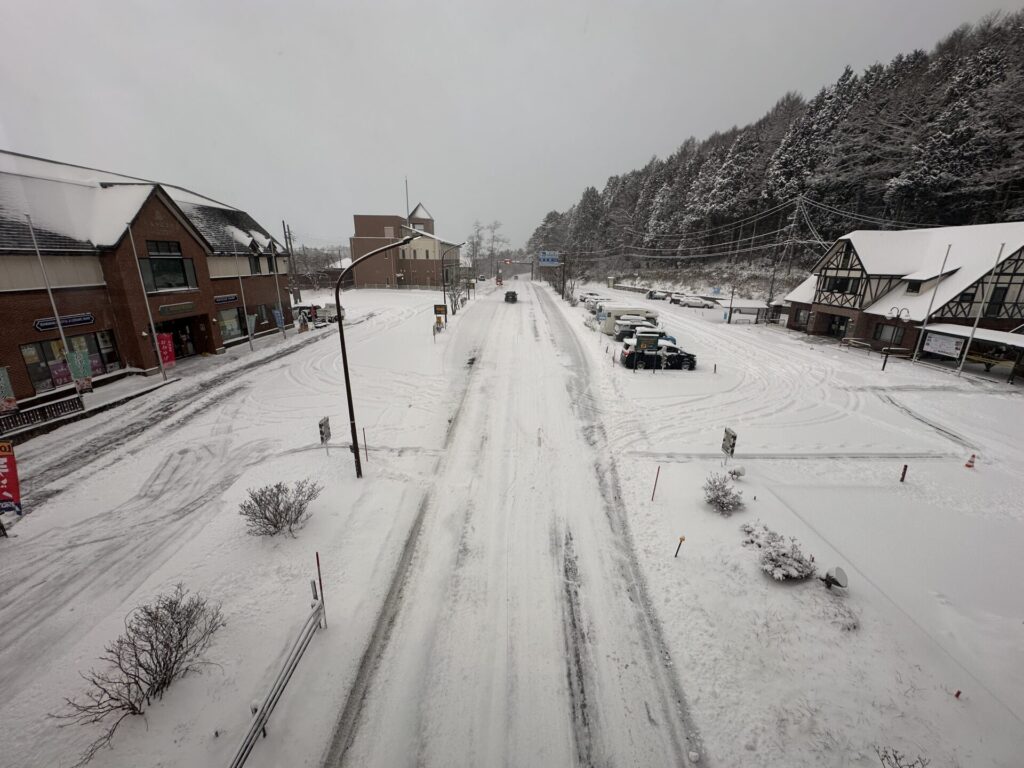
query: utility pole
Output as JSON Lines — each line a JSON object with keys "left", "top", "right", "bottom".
{"left": 27, "top": 215, "right": 88, "bottom": 400}
{"left": 728, "top": 284, "right": 736, "bottom": 324}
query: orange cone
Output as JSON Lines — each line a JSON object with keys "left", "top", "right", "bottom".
{"left": 965, "top": 454, "right": 976, "bottom": 469}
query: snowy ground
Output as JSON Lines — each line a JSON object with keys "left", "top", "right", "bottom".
{"left": 1, "top": 282, "right": 1022, "bottom": 767}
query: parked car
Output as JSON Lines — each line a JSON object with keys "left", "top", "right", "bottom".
{"left": 633, "top": 327, "right": 677, "bottom": 345}
{"left": 613, "top": 317, "right": 669, "bottom": 341}
{"left": 671, "top": 294, "right": 717, "bottom": 308}
{"left": 620, "top": 338, "right": 696, "bottom": 370}
{"left": 504, "top": 291, "right": 518, "bottom": 303}
{"left": 478, "top": 274, "right": 487, "bottom": 281}
{"left": 585, "top": 296, "right": 613, "bottom": 313}
{"left": 579, "top": 290, "right": 601, "bottom": 302}
{"left": 645, "top": 290, "right": 670, "bottom": 300}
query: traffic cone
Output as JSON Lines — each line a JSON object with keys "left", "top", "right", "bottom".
{"left": 965, "top": 454, "right": 976, "bottom": 469}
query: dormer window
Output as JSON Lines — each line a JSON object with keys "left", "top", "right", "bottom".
{"left": 906, "top": 281, "right": 921, "bottom": 294}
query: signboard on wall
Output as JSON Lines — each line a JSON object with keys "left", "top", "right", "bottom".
{"left": 0, "top": 368, "right": 17, "bottom": 414}
{"left": 923, "top": 333, "right": 965, "bottom": 358}
{"left": 0, "top": 441, "right": 23, "bottom": 515}
{"left": 215, "top": 294, "right": 239, "bottom": 304}
{"left": 157, "top": 333, "right": 177, "bottom": 368}
{"left": 33, "top": 313, "right": 94, "bottom": 332}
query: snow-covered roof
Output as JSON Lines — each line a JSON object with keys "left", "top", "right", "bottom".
{"left": 918, "top": 323, "right": 1024, "bottom": 349}
{"left": 0, "top": 149, "right": 282, "bottom": 254}
{"left": 783, "top": 274, "right": 817, "bottom": 305}
{"left": 842, "top": 221, "right": 1024, "bottom": 277}
{"left": 408, "top": 202, "right": 432, "bottom": 220}
{"left": 724, "top": 299, "right": 768, "bottom": 310}
{"left": 399, "top": 224, "right": 461, "bottom": 248}
{"left": 0, "top": 172, "right": 153, "bottom": 250}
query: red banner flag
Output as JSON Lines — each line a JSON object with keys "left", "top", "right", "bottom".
{"left": 0, "top": 441, "right": 23, "bottom": 516}
{"left": 157, "top": 333, "right": 176, "bottom": 368}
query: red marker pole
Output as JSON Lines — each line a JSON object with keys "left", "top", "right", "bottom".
{"left": 900, "top": 464, "right": 908, "bottom": 482}
{"left": 651, "top": 465, "right": 661, "bottom": 502}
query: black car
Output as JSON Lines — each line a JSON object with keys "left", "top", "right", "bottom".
{"left": 505, "top": 291, "right": 518, "bottom": 303}
{"left": 620, "top": 339, "right": 696, "bottom": 370}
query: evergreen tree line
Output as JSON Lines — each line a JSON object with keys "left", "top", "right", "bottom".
{"left": 526, "top": 13, "right": 1024, "bottom": 281}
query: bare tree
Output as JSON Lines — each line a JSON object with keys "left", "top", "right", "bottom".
{"left": 875, "top": 747, "right": 930, "bottom": 768}
{"left": 239, "top": 478, "right": 323, "bottom": 536}
{"left": 485, "top": 221, "right": 508, "bottom": 278}
{"left": 55, "top": 585, "right": 225, "bottom": 767}
{"left": 465, "top": 221, "right": 485, "bottom": 275}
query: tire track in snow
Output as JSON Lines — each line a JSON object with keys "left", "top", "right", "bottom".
{"left": 536, "top": 286, "right": 704, "bottom": 765}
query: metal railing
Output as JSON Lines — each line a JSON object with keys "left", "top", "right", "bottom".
{"left": 228, "top": 597, "right": 325, "bottom": 768}
{"left": 0, "top": 394, "right": 83, "bottom": 435}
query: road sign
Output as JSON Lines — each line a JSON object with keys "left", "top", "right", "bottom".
{"left": 434, "top": 304, "right": 448, "bottom": 316}
{"left": 722, "top": 427, "right": 737, "bottom": 457}
{"left": 538, "top": 251, "right": 562, "bottom": 267}
{"left": 636, "top": 335, "right": 660, "bottom": 352}
{"left": 0, "top": 441, "right": 23, "bottom": 515}
{"left": 318, "top": 417, "right": 331, "bottom": 445}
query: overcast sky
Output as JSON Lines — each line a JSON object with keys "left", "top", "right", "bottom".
{"left": 0, "top": 0, "right": 1013, "bottom": 248}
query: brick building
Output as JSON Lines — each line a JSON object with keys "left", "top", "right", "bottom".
{"left": 783, "top": 222, "right": 1024, "bottom": 354}
{"left": 0, "top": 150, "right": 292, "bottom": 404}
{"left": 347, "top": 203, "right": 461, "bottom": 288}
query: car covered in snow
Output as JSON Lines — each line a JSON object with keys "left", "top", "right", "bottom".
{"left": 578, "top": 290, "right": 602, "bottom": 302}
{"left": 620, "top": 338, "right": 696, "bottom": 370}
{"left": 645, "top": 289, "right": 670, "bottom": 300}
{"left": 613, "top": 317, "right": 674, "bottom": 342}
{"left": 670, "top": 294, "right": 717, "bottom": 308}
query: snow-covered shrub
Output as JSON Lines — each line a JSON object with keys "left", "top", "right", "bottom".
{"left": 239, "top": 478, "right": 322, "bottom": 536}
{"left": 875, "top": 746, "right": 930, "bottom": 768}
{"left": 56, "top": 585, "right": 224, "bottom": 766}
{"left": 741, "top": 521, "right": 817, "bottom": 581}
{"left": 703, "top": 472, "right": 744, "bottom": 515}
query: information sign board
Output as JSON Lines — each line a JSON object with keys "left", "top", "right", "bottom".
{"left": 922, "top": 333, "right": 965, "bottom": 358}
{"left": 0, "top": 441, "right": 23, "bottom": 515}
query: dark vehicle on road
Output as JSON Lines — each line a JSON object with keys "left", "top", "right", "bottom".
{"left": 620, "top": 338, "right": 696, "bottom": 370}
{"left": 505, "top": 291, "right": 518, "bottom": 303}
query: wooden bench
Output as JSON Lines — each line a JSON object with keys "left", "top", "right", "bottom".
{"left": 966, "top": 355, "right": 1014, "bottom": 372}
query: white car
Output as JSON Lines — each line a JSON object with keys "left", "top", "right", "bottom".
{"left": 673, "top": 295, "right": 717, "bottom": 308}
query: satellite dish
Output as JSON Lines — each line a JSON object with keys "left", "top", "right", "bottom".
{"left": 822, "top": 567, "right": 848, "bottom": 590}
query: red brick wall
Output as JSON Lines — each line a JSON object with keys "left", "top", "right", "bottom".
{"left": 0, "top": 285, "right": 118, "bottom": 399}
{"left": 1, "top": 192, "right": 293, "bottom": 400}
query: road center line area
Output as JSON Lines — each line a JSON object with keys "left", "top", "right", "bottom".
{"left": 2, "top": 283, "right": 1022, "bottom": 768}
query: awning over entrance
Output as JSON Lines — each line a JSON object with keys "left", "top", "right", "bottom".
{"left": 918, "top": 323, "right": 1024, "bottom": 350}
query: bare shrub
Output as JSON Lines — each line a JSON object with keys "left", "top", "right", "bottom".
{"left": 875, "top": 746, "right": 930, "bottom": 767}
{"left": 741, "top": 521, "right": 817, "bottom": 580}
{"left": 55, "top": 585, "right": 224, "bottom": 766}
{"left": 239, "top": 478, "right": 323, "bottom": 536}
{"left": 703, "top": 472, "right": 744, "bottom": 515}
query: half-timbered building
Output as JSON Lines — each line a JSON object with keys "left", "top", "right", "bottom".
{"left": 784, "top": 222, "right": 1024, "bottom": 354}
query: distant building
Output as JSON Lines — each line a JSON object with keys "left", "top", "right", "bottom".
{"left": 783, "top": 222, "right": 1024, "bottom": 353}
{"left": 347, "top": 203, "right": 461, "bottom": 289}
{"left": 0, "top": 150, "right": 292, "bottom": 404}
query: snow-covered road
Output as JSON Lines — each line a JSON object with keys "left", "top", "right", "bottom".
{"left": 2, "top": 281, "right": 1022, "bottom": 768}
{"left": 325, "top": 282, "right": 699, "bottom": 767}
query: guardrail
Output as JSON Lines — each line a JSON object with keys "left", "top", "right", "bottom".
{"left": 0, "top": 394, "right": 83, "bottom": 435}
{"left": 228, "top": 593, "right": 325, "bottom": 768}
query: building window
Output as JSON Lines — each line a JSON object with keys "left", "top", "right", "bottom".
{"left": 384, "top": 226, "right": 394, "bottom": 238}
{"left": 19, "top": 331, "right": 120, "bottom": 393}
{"left": 218, "top": 308, "right": 245, "bottom": 340}
{"left": 873, "top": 323, "right": 905, "bottom": 345}
{"left": 825, "top": 276, "right": 858, "bottom": 294}
{"left": 249, "top": 255, "right": 262, "bottom": 275}
{"left": 906, "top": 281, "right": 921, "bottom": 294}
{"left": 267, "top": 254, "right": 276, "bottom": 273}
{"left": 413, "top": 250, "right": 417, "bottom": 260}
{"left": 413, "top": 223, "right": 425, "bottom": 231}
{"left": 795, "top": 309, "right": 809, "bottom": 326}
{"left": 985, "top": 286, "right": 1008, "bottom": 317}
{"left": 140, "top": 241, "right": 197, "bottom": 292}
{"left": 256, "top": 304, "right": 270, "bottom": 325}
{"left": 958, "top": 290, "right": 976, "bottom": 303}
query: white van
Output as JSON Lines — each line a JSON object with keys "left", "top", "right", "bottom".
{"left": 599, "top": 305, "right": 659, "bottom": 334}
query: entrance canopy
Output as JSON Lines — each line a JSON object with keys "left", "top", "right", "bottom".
{"left": 919, "top": 323, "right": 1024, "bottom": 350}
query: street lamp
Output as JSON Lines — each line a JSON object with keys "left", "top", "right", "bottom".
{"left": 440, "top": 242, "right": 466, "bottom": 315}
{"left": 334, "top": 234, "right": 419, "bottom": 478}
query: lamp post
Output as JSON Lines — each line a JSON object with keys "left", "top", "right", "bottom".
{"left": 440, "top": 242, "right": 465, "bottom": 315}
{"left": 334, "top": 234, "right": 419, "bottom": 478}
